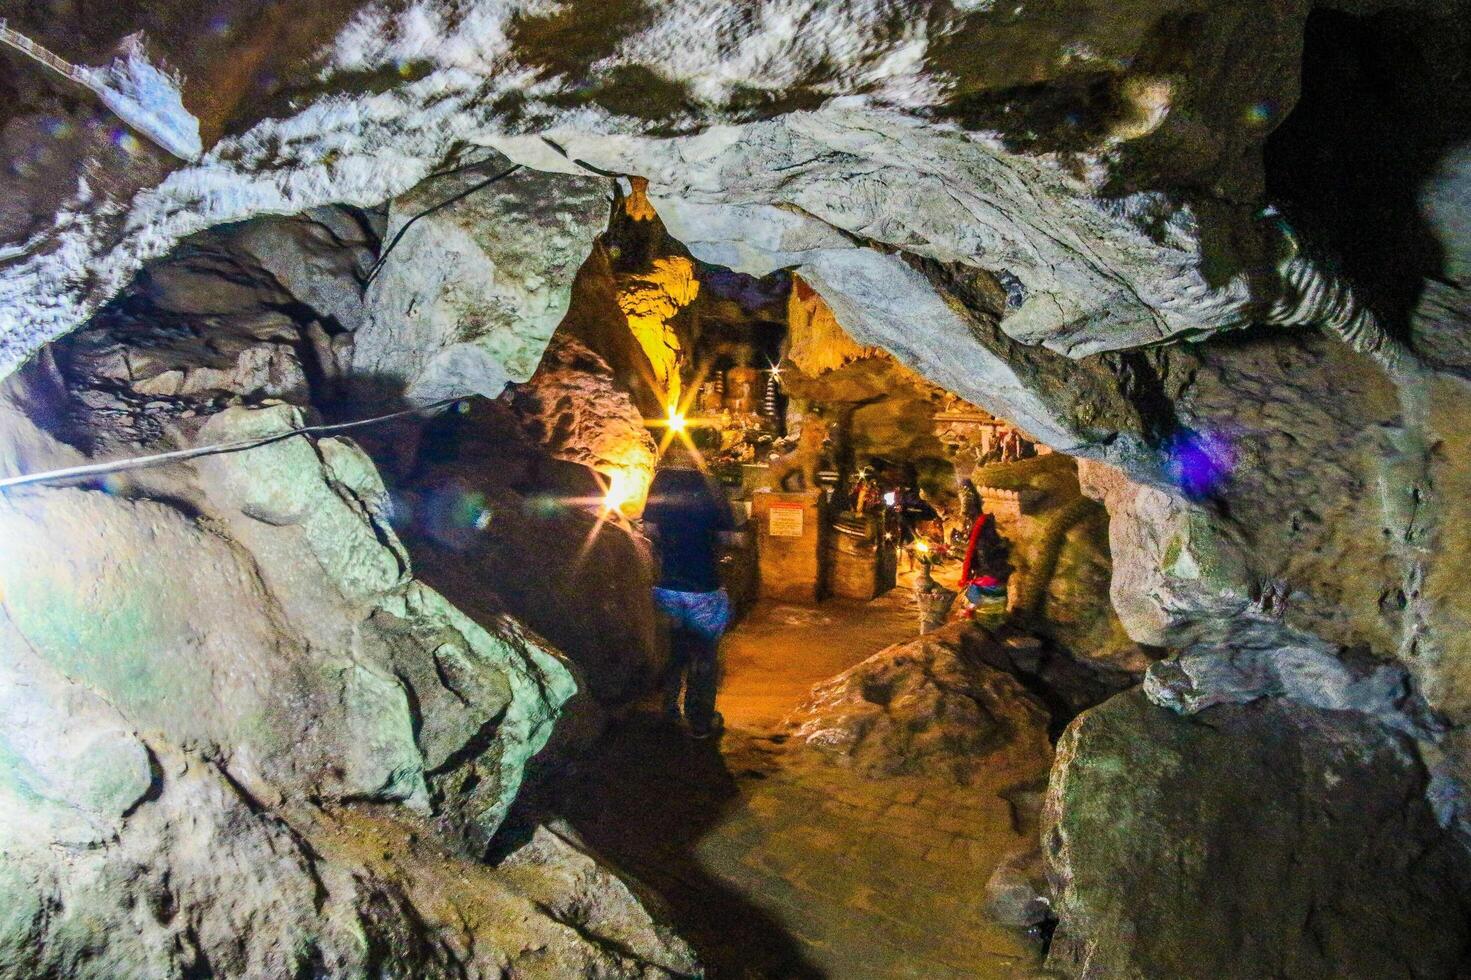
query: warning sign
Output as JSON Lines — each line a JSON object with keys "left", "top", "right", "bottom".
{"left": 768, "top": 502, "right": 805, "bottom": 538}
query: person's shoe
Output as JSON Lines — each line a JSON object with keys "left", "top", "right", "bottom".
{"left": 690, "top": 712, "right": 724, "bottom": 740}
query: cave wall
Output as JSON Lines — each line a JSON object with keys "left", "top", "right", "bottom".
{"left": 4, "top": 1, "right": 1471, "bottom": 976}
{"left": 2, "top": 0, "right": 1418, "bottom": 374}
{"left": 350, "top": 159, "right": 610, "bottom": 405}
{"left": 0, "top": 204, "right": 695, "bottom": 974}
{"left": 0, "top": 370, "right": 677, "bottom": 974}
{"left": 782, "top": 274, "right": 954, "bottom": 467}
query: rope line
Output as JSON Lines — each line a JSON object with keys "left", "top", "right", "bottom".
{"left": 0, "top": 18, "right": 198, "bottom": 161}
{"left": 0, "top": 398, "right": 463, "bottom": 492}
{"left": 0, "top": 19, "right": 94, "bottom": 88}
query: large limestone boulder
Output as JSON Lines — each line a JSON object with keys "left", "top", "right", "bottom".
{"left": 786, "top": 623, "right": 1053, "bottom": 785}
{"left": 1043, "top": 689, "right": 1471, "bottom": 980}
{"left": 0, "top": 743, "right": 699, "bottom": 978}
{"left": 0, "top": 386, "right": 704, "bottom": 974}
{"left": 0, "top": 403, "right": 575, "bottom": 845}
{"left": 353, "top": 161, "right": 609, "bottom": 404}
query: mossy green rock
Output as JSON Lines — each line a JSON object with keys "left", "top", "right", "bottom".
{"left": 199, "top": 404, "right": 408, "bottom": 603}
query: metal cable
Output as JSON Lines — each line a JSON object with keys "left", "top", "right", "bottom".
{"left": 538, "top": 136, "right": 625, "bottom": 178}
{"left": 361, "top": 164, "right": 523, "bottom": 288}
{"left": 0, "top": 397, "right": 463, "bottom": 492}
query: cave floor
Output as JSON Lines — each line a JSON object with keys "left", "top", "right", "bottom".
{"left": 542, "top": 581, "right": 1049, "bottom": 979}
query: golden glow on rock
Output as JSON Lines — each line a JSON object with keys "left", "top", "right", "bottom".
{"left": 786, "top": 276, "right": 882, "bottom": 377}
{"left": 617, "top": 256, "right": 699, "bottom": 410}
{"left": 601, "top": 467, "right": 640, "bottom": 514}
{"left": 622, "top": 176, "right": 659, "bottom": 222}
{"left": 1112, "top": 75, "right": 1174, "bottom": 143}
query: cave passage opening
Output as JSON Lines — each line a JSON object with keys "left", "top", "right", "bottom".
{"left": 6, "top": 170, "right": 1153, "bottom": 979}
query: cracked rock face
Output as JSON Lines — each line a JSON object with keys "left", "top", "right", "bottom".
{"left": 353, "top": 161, "right": 610, "bottom": 404}
{"left": 232, "top": 205, "right": 380, "bottom": 334}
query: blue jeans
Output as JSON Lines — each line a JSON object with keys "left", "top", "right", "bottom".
{"left": 652, "top": 588, "right": 731, "bottom": 730}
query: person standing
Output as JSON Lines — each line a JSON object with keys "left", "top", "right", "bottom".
{"left": 641, "top": 460, "right": 736, "bottom": 738}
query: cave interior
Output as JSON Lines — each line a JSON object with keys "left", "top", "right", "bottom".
{"left": 4, "top": 2, "right": 1471, "bottom": 979}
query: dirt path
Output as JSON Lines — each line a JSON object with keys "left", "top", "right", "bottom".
{"left": 718, "top": 590, "right": 920, "bottom": 730}
{"left": 541, "top": 586, "right": 1049, "bottom": 979}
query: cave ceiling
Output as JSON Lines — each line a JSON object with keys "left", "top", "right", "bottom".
{"left": 8, "top": 0, "right": 1464, "bottom": 379}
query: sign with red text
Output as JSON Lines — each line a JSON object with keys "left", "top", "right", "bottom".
{"left": 768, "top": 502, "right": 805, "bottom": 538}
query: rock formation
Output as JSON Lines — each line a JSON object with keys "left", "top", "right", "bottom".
{"left": 0, "top": 214, "right": 690, "bottom": 974}
{"left": 786, "top": 624, "right": 1053, "bottom": 785}
{"left": 3, "top": 0, "right": 1471, "bottom": 975}
{"left": 1044, "top": 689, "right": 1471, "bottom": 979}
{"left": 782, "top": 275, "right": 957, "bottom": 467}
{"left": 505, "top": 331, "right": 658, "bottom": 495}
{"left": 353, "top": 159, "right": 609, "bottom": 405}
{"left": 974, "top": 455, "right": 1148, "bottom": 678}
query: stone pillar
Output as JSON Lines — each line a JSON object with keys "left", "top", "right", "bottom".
{"left": 752, "top": 489, "right": 827, "bottom": 604}
{"left": 828, "top": 513, "right": 897, "bottom": 600}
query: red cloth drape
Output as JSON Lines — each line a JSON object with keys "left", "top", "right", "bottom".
{"left": 960, "top": 513, "right": 988, "bottom": 584}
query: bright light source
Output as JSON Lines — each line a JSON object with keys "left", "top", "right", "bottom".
{"left": 602, "top": 469, "right": 636, "bottom": 513}
{"left": 914, "top": 540, "right": 930, "bottom": 554}
{"left": 666, "top": 405, "right": 687, "bottom": 433}
{"left": 883, "top": 491, "right": 897, "bottom": 507}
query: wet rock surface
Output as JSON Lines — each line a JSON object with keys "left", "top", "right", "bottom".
{"left": 1044, "top": 688, "right": 1471, "bottom": 980}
